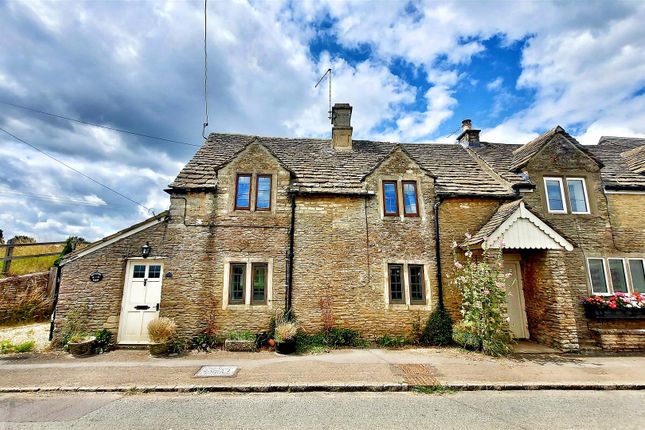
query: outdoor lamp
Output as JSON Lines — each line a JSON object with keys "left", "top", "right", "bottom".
{"left": 141, "top": 242, "right": 151, "bottom": 258}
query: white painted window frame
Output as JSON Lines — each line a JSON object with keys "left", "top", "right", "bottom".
{"left": 222, "top": 257, "right": 273, "bottom": 310}
{"left": 627, "top": 258, "right": 645, "bottom": 293}
{"left": 565, "top": 177, "right": 590, "bottom": 214}
{"left": 543, "top": 177, "right": 567, "bottom": 214}
{"left": 587, "top": 257, "right": 645, "bottom": 295}
{"left": 383, "top": 261, "right": 431, "bottom": 309}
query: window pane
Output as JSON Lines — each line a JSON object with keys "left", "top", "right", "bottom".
{"left": 588, "top": 259, "right": 608, "bottom": 294}
{"left": 389, "top": 265, "right": 403, "bottom": 302}
{"left": 545, "top": 179, "right": 564, "bottom": 212}
{"left": 256, "top": 176, "right": 271, "bottom": 210}
{"left": 230, "top": 264, "right": 245, "bottom": 302}
{"left": 384, "top": 182, "right": 398, "bottom": 215}
{"left": 236, "top": 175, "right": 251, "bottom": 208}
{"left": 403, "top": 182, "right": 418, "bottom": 215}
{"left": 252, "top": 264, "right": 267, "bottom": 303}
{"left": 409, "top": 265, "right": 424, "bottom": 302}
{"left": 567, "top": 179, "right": 588, "bottom": 213}
{"left": 629, "top": 260, "right": 645, "bottom": 293}
{"left": 133, "top": 265, "right": 145, "bottom": 278}
{"left": 148, "top": 265, "right": 161, "bottom": 279}
{"left": 608, "top": 259, "right": 628, "bottom": 293}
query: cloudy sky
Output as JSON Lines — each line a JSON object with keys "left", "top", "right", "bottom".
{"left": 1, "top": 0, "right": 645, "bottom": 241}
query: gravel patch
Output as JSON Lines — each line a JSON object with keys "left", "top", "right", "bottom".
{"left": 0, "top": 322, "right": 50, "bottom": 352}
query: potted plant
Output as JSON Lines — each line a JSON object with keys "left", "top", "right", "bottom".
{"left": 583, "top": 292, "right": 645, "bottom": 319}
{"left": 274, "top": 320, "right": 297, "bottom": 354}
{"left": 147, "top": 317, "right": 177, "bottom": 357}
{"left": 67, "top": 333, "right": 97, "bottom": 357}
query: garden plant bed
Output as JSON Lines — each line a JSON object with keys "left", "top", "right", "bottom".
{"left": 224, "top": 339, "right": 256, "bottom": 352}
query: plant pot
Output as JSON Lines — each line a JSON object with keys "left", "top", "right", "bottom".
{"left": 68, "top": 336, "right": 96, "bottom": 357}
{"left": 275, "top": 339, "right": 296, "bottom": 355}
{"left": 584, "top": 304, "right": 645, "bottom": 319}
{"left": 149, "top": 342, "right": 170, "bottom": 357}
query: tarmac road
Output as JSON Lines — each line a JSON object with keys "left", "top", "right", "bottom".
{"left": 1, "top": 390, "right": 643, "bottom": 430}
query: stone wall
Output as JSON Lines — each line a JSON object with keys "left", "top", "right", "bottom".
{"left": 592, "top": 329, "right": 645, "bottom": 351}
{"left": 0, "top": 271, "right": 52, "bottom": 324}
{"left": 605, "top": 193, "right": 645, "bottom": 252}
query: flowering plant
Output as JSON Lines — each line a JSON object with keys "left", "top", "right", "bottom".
{"left": 582, "top": 292, "right": 644, "bottom": 310}
{"left": 451, "top": 234, "right": 513, "bottom": 356}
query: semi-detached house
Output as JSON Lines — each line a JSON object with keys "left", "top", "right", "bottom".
{"left": 53, "top": 103, "right": 645, "bottom": 351}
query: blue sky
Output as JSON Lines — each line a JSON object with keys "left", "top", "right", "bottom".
{"left": 1, "top": 0, "right": 645, "bottom": 241}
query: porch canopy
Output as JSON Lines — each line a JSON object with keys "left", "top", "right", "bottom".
{"left": 464, "top": 200, "right": 574, "bottom": 251}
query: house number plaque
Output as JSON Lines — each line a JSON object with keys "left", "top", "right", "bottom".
{"left": 89, "top": 271, "right": 103, "bottom": 282}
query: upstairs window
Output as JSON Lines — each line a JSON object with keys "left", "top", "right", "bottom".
{"left": 255, "top": 175, "right": 272, "bottom": 211}
{"left": 544, "top": 177, "right": 566, "bottom": 213}
{"left": 235, "top": 174, "right": 252, "bottom": 210}
{"left": 383, "top": 181, "right": 399, "bottom": 216}
{"left": 388, "top": 264, "right": 404, "bottom": 303}
{"left": 402, "top": 181, "right": 419, "bottom": 216}
{"left": 566, "top": 178, "right": 590, "bottom": 214}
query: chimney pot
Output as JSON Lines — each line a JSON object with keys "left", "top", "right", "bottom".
{"left": 461, "top": 119, "right": 472, "bottom": 130}
{"left": 331, "top": 103, "right": 353, "bottom": 151}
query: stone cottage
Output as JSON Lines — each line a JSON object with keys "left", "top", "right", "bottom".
{"left": 52, "top": 103, "right": 645, "bottom": 351}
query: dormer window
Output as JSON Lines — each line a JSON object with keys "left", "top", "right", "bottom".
{"left": 402, "top": 181, "right": 419, "bottom": 217}
{"left": 235, "top": 174, "right": 252, "bottom": 210}
{"left": 544, "top": 176, "right": 589, "bottom": 214}
{"left": 383, "top": 181, "right": 399, "bottom": 216}
{"left": 255, "top": 175, "right": 272, "bottom": 211}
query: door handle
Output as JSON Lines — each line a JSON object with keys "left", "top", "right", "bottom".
{"left": 156, "top": 303, "right": 160, "bottom": 311}
{"left": 134, "top": 305, "right": 150, "bottom": 310}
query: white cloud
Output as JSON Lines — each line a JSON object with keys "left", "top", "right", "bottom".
{"left": 486, "top": 77, "right": 503, "bottom": 91}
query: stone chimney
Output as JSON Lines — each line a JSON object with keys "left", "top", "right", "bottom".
{"left": 331, "top": 103, "right": 353, "bottom": 151}
{"left": 457, "top": 119, "right": 481, "bottom": 148}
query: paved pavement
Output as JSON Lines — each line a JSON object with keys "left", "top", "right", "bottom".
{"left": 2, "top": 390, "right": 644, "bottom": 429}
{"left": 1, "top": 347, "right": 644, "bottom": 392}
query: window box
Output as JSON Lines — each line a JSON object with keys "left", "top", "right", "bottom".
{"left": 584, "top": 305, "right": 645, "bottom": 319}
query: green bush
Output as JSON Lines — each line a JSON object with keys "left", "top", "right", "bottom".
{"left": 323, "top": 328, "right": 362, "bottom": 347}
{"left": 421, "top": 306, "right": 453, "bottom": 346}
{"left": 452, "top": 323, "right": 482, "bottom": 351}
{"left": 168, "top": 337, "right": 190, "bottom": 355}
{"left": 0, "top": 340, "right": 13, "bottom": 354}
{"left": 0, "top": 340, "right": 35, "bottom": 354}
{"left": 227, "top": 331, "right": 255, "bottom": 341}
{"left": 376, "top": 334, "right": 407, "bottom": 348}
{"left": 58, "top": 305, "right": 89, "bottom": 347}
{"left": 94, "top": 329, "right": 114, "bottom": 354}
{"left": 192, "top": 332, "right": 223, "bottom": 351}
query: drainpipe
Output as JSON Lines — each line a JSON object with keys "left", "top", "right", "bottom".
{"left": 48, "top": 264, "right": 62, "bottom": 341}
{"left": 285, "top": 192, "right": 296, "bottom": 319}
{"left": 433, "top": 197, "right": 445, "bottom": 309}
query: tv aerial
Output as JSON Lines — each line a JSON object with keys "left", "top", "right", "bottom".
{"left": 315, "top": 68, "right": 332, "bottom": 122}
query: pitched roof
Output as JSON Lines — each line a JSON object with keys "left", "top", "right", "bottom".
{"left": 465, "top": 200, "right": 574, "bottom": 251}
{"left": 509, "top": 126, "right": 603, "bottom": 171}
{"left": 588, "top": 137, "right": 645, "bottom": 190}
{"left": 170, "top": 133, "right": 513, "bottom": 196}
{"left": 622, "top": 144, "right": 645, "bottom": 174}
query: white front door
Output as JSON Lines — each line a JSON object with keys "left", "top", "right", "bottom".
{"left": 118, "top": 260, "right": 163, "bottom": 344}
{"left": 503, "top": 260, "right": 529, "bottom": 339}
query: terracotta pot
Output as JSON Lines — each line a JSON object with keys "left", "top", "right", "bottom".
{"left": 268, "top": 338, "right": 276, "bottom": 347}
{"left": 68, "top": 336, "right": 96, "bottom": 357}
{"left": 149, "top": 342, "right": 170, "bottom": 357}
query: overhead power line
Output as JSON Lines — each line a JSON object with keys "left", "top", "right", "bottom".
{"left": 0, "top": 126, "right": 153, "bottom": 214}
{"left": 0, "top": 100, "right": 200, "bottom": 147}
{"left": 0, "top": 188, "right": 115, "bottom": 208}
{"left": 202, "top": 0, "right": 209, "bottom": 139}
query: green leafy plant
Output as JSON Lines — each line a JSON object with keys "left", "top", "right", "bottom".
{"left": 451, "top": 235, "right": 512, "bottom": 356}
{"left": 421, "top": 305, "right": 453, "bottom": 346}
{"left": 323, "top": 328, "right": 363, "bottom": 347}
{"left": 227, "top": 331, "right": 255, "bottom": 341}
{"left": 376, "top": 334, "right": 407, "bottom": 348}
{"left": 192, "top": 332, "right": 223, "bottom": 351}
{"left": 0, "top": 340, "right": 14, "bottom": 354}
{"left": 0, "top": 340, "right": 35, "bottom": 354}
{"left": 94, "top": 329, "right": 114, "bottom": 354}
{"left": 58, "top": 305, "right": 90, "bottom": 347}
{"left": 451, "top": 322, "right": 482, "bottom": 351}
{"left": 168, "top": 337, "right": 189, "bottom": 355}
{"left": 147, "top": 317, "right": 177, "bottom": 344}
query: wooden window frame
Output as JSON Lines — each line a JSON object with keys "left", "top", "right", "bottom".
{"left": 254, "top": 174, "right": 272, "bottom": 211}
{"left": 234, "top": 174, "right": 252, "bottom": 211}
{"left": 565, "top": 177, "right": 590, "bottom": 215}
{"left": 587, "top": 257, "right": 609, "bottom": 295}
{"left": 543, "top": 177, "right": 567, "bottom": 214}
{"left": 402, "top": 181, "right": 420, "bottom": 217}
{"left": 408, "top": 264, "right": 425, "bottom": 304}
{"left": 251, "top": 263, "right": 268, "bottom": 305}
{"left": 382, "top": 180, "right": 399, "bottom": 217}
{"left": 229, "top": 263, "right": 246, "bottom": 304}
{"left": 628, "top": 258, "right": 645, "bottom": 294}
{"left": 388, "top": 263, "right": 405, "bottom": 304}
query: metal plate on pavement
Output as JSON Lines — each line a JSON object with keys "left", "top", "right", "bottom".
{"left": 195, "top": 365, "right": 239, "bottom": 378}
